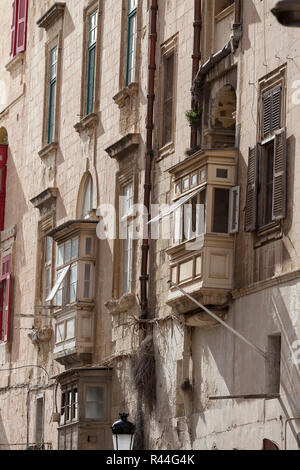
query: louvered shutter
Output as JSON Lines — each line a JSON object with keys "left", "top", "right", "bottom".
{"left": 272, "top": 128, "right": 287, "bottom": 221}
{"left": 16, "top": 0, "right": 28, "bottom": 54}
{"left": 10, "top": 0, "right": 18, "bottom": 57}
{"left": 0, "top": 145, "right": 8, "bottom": 232}
{"left": 245, "top": 145, "right": 259, "bottom": 232}
{"left": 262, "top": 86, "right": 282, "bottom": 139}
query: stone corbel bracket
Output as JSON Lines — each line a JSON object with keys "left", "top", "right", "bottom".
{"left": 113, "top": 83, "right": 139, "bottom": 109}
{"left": 74, "top": 113, "right": 98, "bottom": 137}
{"left": 28, "top": 327, "right": 53, "bottom": 345}
{"left": 105, "top": 293, "right": 137, "bottom": 316}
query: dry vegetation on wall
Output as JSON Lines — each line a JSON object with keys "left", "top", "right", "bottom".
{"left": 131, "top": 334, "right": 156, "bottom": 410}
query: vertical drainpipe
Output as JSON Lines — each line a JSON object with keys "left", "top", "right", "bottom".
{"left": 235, "top": 0, "right": 241, "bottom": 25}
{"left": 140, "top": 0, "right": 158, "bottom": 320}
{"left": 190, "top": 0, "right": 202, "bottom": 151}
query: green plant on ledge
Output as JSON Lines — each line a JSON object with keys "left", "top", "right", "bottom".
{"left": 185, "top": 108, "right": 202, "bottom": 127}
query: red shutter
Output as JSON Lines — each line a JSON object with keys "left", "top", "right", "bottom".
{"left": 16, "top": 0, "right": 28, "bottom": 54}
{"left": 10, "top": 0, "right": 18, "bottom": 57}
{"left": 0, "top": 145, "right": 8, "bottom": 232}
{"left": 1, "top": 255, "right": 12, "bottom": 343}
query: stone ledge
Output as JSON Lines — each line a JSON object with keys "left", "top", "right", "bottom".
{"left": 105, "top": 293, "right": 137, "bottom": 316}
{"left": 0, "top": 225, "right": 17, "bottom": 243}
{"left": 105, "top": 133, "right": 140, "bottom": 160}
{"left": 30, "top": 188, "right": 58, "bottom": 211}
{"left": 74, "top": 113, "right": 98, "bottom": 135}
{"left": 5, "top": 52, "right": 24, "bottom": 73}
{"left": 113, "top": 82, "right": 139, "bottom": 108}
{"left": 38, "top": 141, "right": 58, "bottom": 160}
{"left": 37, "top": 2, "right": 66, "bottom": 30}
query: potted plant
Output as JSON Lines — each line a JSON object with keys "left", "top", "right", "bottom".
{"left": 185, "top": 108, "right": 202, "bottom": 127}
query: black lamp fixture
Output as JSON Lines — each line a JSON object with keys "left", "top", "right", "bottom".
{"left": 271, "top": 0, "right": 300, "bottom": 27}
{"left": 111, "top": 413, "right": 135, "bottom": 451}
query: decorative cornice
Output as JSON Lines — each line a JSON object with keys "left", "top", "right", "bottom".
{"left": 38, "top": 141, "right": 58, "bottom": 160}
{"left": 232, "top": 269, "right": 300, "bottom": 300}
{"left": 105, "top": 133, "right": 140, "bottom": 160}
{"left": 5, "top": 52, "right": 24, "bottom": 73}
{"left": 0, "top": 225, "right": 17, "bottom": 243}
{"left": 74, "top": 113, "right": 98, "bottom": 135}
{"left": 167, "top": 147, "right": 237, "bottom": 177}
{"left": 47, "top": 219, "right": 98, "bottom": 243}
{"left": 105, "top": 293, "right": 137, "bottom": 316}
{"left": 37, "top": 3, "right": 66, "bottom": 30}
{"left": 113, "top": 82, "right": 138, "bottom": 108}
{"left": 30, "top": 188, "right": 58, "bottom": 213}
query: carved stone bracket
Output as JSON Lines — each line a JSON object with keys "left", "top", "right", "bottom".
{"left": 28, "top": 327, "right": 53, "bottom": 345}
{"left": 105, "top": 293, "right": 137, "bottom": 316}
{"left": 113, "top": 83, "right": 139, "bottom": 109}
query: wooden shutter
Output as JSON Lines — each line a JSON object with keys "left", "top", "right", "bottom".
{"left": 262, "top": 86, "right": 282, "bottom": 139}
{"left": 16, "top": 0, "right": 28, "bottom": 54}
{"left": 272, "top": 128, "right": 287, "bottom": 221}
{"left": 229, "top": 186, "right": 240, "bottom": 234}
{"left": 245, "top": 146, "right": 258, "bottom": 232}
{"left": 1, "top": 255, "right": 12, "bottom": 343}
{"left": 10, "top": 0, "right": 18, "bottom": 57}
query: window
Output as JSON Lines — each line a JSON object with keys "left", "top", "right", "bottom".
{"left": 82, "top": 174, "right": 93, "bottom": 218}
{"left": 121, "top": 182, "right": 134, "bottom": 294}
{"left": 162, "top": 53, "right": 175, "bottom": 147}
{"left": 0, "top": 255, "right": 12, "bottom": 343}
{"left": 212, "top": 188, "right": 229, "bottom": 233}
{"left": 35, "top": 395, "right": 44, "bottom": 446}
{"left": 126, "top": 0, "right": 138, "bottom": 86}
{"left": 60, "top": 386, "right": 78, "bottom": 426}
{"left": 55, "top": 238, "right": 79, "bottom": 306}
{"left": 85, "top": 386, "right": 104, "bottom": 420}
{"left": 47, "top": 46, "right": 58, "bottom": 144}
{"left": 86, "top": 10, "right": 98, "bottom": 116}
{"left": 267, "top": 335, "right": 281, "bottom": 395}
{"left": 10, "top": 0, "right": 28, "bottom": 58}
{"left": 173, "top": 190, "right": 206, "bottom": 245}
{"left": 245, "top": 81, "right": 287, "bottom": 233}
{"left": 0, "top": 144, "right": 8, "bottom": 231}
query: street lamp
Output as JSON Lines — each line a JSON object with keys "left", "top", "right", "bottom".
{"left": 271, "top": 0, "right": 300, "bottom": 27}
{"left": 112, "top": 413, "right": 135, "bottom": 451}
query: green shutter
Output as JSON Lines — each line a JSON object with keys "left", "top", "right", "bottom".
{"left": 47, "top": 46, "right": 58, "bottom": 144}
{"left": 86, "top": 11, "right": 98, "bottom": 116}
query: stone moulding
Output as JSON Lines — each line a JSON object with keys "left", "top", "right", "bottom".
{"left": 38, "top": 141, "right": 58, "bottom": 160}
{"left": 105, "top": 293, "right": 136, "bottom": 316}
{"left": 30, "top": 188, "right": 58, "bottom": 212}
{"left": 28, "top": 327, "right": 53, "bottom": 345}
{"left": 113, "top": 82, "right": 138, "bottom": 108}
{"left": 105, "top": 133, "right": 140, "bottom": 160}
{"left": 167, "top": 287, "right": 231, "bottom": 315}
{"left": 37, "top": 3, "right": 66, "bottom": 30}
{"left": 5, "top": 52, "right": 24, "bottom": 73}
{"left": 74, "top": 113, "right": 98, "bottom": 135}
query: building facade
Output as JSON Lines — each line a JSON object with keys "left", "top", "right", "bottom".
{"left": 0, "top": 0, "right": 299, "bottom": 450}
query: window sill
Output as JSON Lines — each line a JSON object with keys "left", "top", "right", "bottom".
{"left": 74, "top": 113, "right": 98, "bottom": 135}
{"left": 105, "top": 293, "right": 136, "bottom": 316}
{"left": 254, "top": 222, "right": 282, "bottom": 248}
{"left": 5, "top": 52, "right": 24, "bottom": 73}
{"left": 215, "top": 4, "right": 235, "bottom": 23}
{"left": 38, "top": 141, "right": 58, "bottom": 160}
{"left": 113, "top": 82, "right": 138, "bottom": 108}
{"left": 157, "top": 141, "right": 175, "bottom": 161}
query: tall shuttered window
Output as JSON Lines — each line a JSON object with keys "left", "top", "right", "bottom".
{"left": 126, "top": 0, "right": 137, "bottom": 86}
{"left": 86, "top": 10, "right": 98, "bottom": 116}
{"left": 10, "top": 0, "right": 28, "bottom": 58}
{"left": 245, "top": 84, "right": 287, "bottom": 232}
{"left": 162, "top": 53, "right": 175, "bottom": 147}
{"left": 0, "top": 255, "right": 12, "bottom": 343}
{"left": 48, "top": 46, "right": 58, "bottom": 144}
{"left": 122, "top": 182, "right": 134, "bottom": 294}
